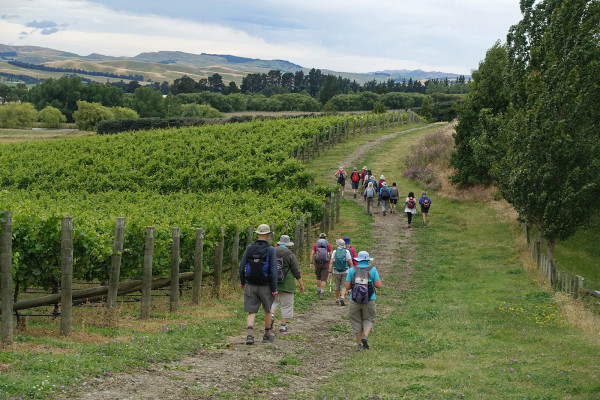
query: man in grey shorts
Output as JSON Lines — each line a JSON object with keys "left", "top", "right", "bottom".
{"left": 270, "top": 235, "right": 305, "bottom": 334}
{"left": 239, "top": 224, "right": 278, "bottom": 345}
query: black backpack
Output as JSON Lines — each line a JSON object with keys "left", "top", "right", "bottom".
{"left": 276, "top": 250, "right": 293, "bottom": 283}
{"left": 245, "top": 242, "right": 271, "bottom": 284}
{"left": 380, "top": 188, "right": 390, "bottom": 200}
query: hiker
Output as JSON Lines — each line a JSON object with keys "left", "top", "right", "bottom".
{"left": 364, "top": 181, "right": 375, "bottom": 216}
{"left": 345, "top": 251, "right": 382, "bottom": 350}
{"left": 362, "top": 170, "right": 373, "bottom": 200}
{"left": 404, "top": 191, "right": 417, "bottom": 228}
{"left": 379, "top": 181, "right": 391, "bottom": 216}
{"left": 419, "top": 192, "right": 432, "bottom": 226}
{"left": 343, "top": 236, "right": 358, "bottom": 266}
{"left": 328, "top": 239, "right": 353, "bottom": 306}
{"left": 350, "top": 167, "right": 361, "bottom": 198}
{"left": 360, "top": 166, "right": 369, "bottom": 185}
{"left": 270, "top": 235, "right": 305, "bottom": 334}
{"left": 377, "top": 175, "right": 386, "bottom": 206}
{"left": 389, "top": 182, "right": 400, "bottom": 215}
{"left": 239, "top": 224, "right": 278, "bottom": 345}
{"left": 335, "top": 166, "right": 347, "bottom": 196}
{"left": 310, "top": 233, "right": 332, "bottom": 298}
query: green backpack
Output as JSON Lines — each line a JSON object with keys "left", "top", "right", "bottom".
{"left": 333, "top": 249, "right": 348, "bottom": 271}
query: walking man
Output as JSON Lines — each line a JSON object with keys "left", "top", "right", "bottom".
{"left": 350, "top": 167, "right": 361, "bottom": 198}
{"left": 310, "top": 233, "right": 332, "bottom": 298}
{"left": 240, "top": 224, "right": 278, "bottom": 345}
{"left": 419, "top": 192, "right": 432, "bottom": 226}
{"left": 270, "top": 235, "right": 305, "bottom": 334}
{"left": 328, "top": 238, "right": 352, "bottom": 306}
{"left": 335, "top": 166, "right": 347, "bottom": 196}
{"left": 379, "top": 182, "right": 391, "bottom": 216}
{"left": 389, "top": 182, "right": 399, "bottom": 214}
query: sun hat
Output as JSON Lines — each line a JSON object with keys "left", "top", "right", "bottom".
{"left": 362, "top": 166, "right": 367, "bottom": 170}
{"left": 277, "top": 235, "right": 294, "bottom": 247}
{"left": 319, "top": 232, "right": 327, "bottom": 238}
{"left": 255, "top": 224, "right": 271, "bottom": 235}
{"left": 336, "top": 238, "right": 346, "bottom": 247}
{"left": 382, "top": 181, "right": 387, "bottom": 186}
{"left": 354, "top": 251, "right": 373, "bottom": 262}
{"left": 353, "top": 167, "right": 358, "bottom": 171}
{"left": 343, "top": 236, "right": 351, "bottom": 244}
{"left": 380, "top": 175, "right": 385, "bottom": 179}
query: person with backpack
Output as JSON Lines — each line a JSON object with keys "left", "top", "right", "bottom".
{"left": 379, "top": 182, "right": 391, "bottom": 216}
{"left": 377, "top": 175, "right": 387, "bottom": 206}
{"left": 389, "top": 182, "right": 400, "bottom": 215}
{"left": 270, "top": 235, "right": 305, "bottom": 334}
{"left": 350, "top": 167, "right": 361, "bottom": 198}
{"left": 328, "top": 239, "right": 353, "bottom": 306}
{"left": 364, "top": 181, "right": 376, "bottom": 216}
{"left": 404, "top": 191, "right": 417, "bottom": 228}
{"left": 335, "top": 166, "right": 347, "bottom": 196}
{"left": 239, "top": 224, "right": 278, "bottom": 345}
{"left": 362, "top": 170, "right": 373, "bottom": 200}
{"left": 360, "top": 166, "right": 368, "bottom": 185}
{"left": 345, "top": 251, "right": 382, "bottom": 350}
{"left": 310, "top": 233, "right": 332, "bottom": 298}
{"left": 343, "top": 236, "right": 358, "bottom": 267}
{"left": 419, "top": 192, "right": 432, "bottom": 227}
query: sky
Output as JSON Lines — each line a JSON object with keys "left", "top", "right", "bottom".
{"left": 0, "top": 0, "right": 524, "bottom": 75}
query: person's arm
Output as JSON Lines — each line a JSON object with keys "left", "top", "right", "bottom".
{"left": 373, "top": 279, "right": 382, "bottom": 289}
{"left": 239, "top": 246, "right": 249, "bottom": 287}
{"left": 328, "top": 250, "right": 335, "bottom": 278}
{"left": 346, "top": 250, "right": 352, "bottom": 268}
{"left": 268, "top": 247, "right": 278, "bottom": 295}
{"left": 309, "top": 248, "right": 315, "bottom": 268}
{"left": 345, "top": 269, "right": 353, "bottom": 290}
{"left": 372, "top": 268, "right": 382, "bottom": 289}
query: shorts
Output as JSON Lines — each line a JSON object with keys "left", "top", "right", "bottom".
{"left": 271, "top": 292, "right": 294, "bottom": 319}
{"left": 351, "top": 181, "right": 359, "bottom": 189}
{"left": 334, "top": 272, "right": 348, "bottom": 291}
{"left": 243, "top": 284, "right": 274, "bottom": 314}
{"left": 390, "top": 199, "right": 398, "bottom": 204}
{"left": 421, "top": 206, "right": 429, "bottom": 214}
{"left": 314, "top": 262, "right": 329, "bottom": 282}
{"left": 348, "top": 300, "right": 376, "bottom": 334}
{"left": 338, "top": 179, "right": 346, "bottom": 188}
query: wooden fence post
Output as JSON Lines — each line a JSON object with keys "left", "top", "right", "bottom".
{"left": 573, "top": 275, "right": 583, "bottom": 299}
{"left": 106, "top": 217, "right": 126, "bottom": 309}
{"left": 170, "top": 227, "right": 180, "bottom": 312}
{"left": 231, "top": 228, "right": 240, "bottom": 287}
{"left": 141, "top": 226, "right": 154, "bottom": 319}
{"left": 549, "top": 258, "right": 556, "bottom": 286}
{"left": 60, "top": 217, "right": 74, "bottom": 336}
{"left": 353, "top": 118, "right": 356, "bottom": 136}
{"left": 284, "top": 221, "right": 289, "bottom": 235}
{"left": 1, "top": 211, "right": 13, "bottom": 344}
{"left": 213, "top": 227, "right": 225, "bottom": 298}
{"left": 322, "top": 202, "right": 329, "bottom": 235}
{"left": 306, "top": 212, "right": 312, "bottom": 255}
{"left": 330, "top": 192, "right": 335, "bottom": 231}
{"left": 192, "top": 228, "right": 204, "bottom": 304}
{"left": 246, "top": 226, "right": 254, "bottom": 247}
{"left": 294, "top": 220, "right": 301, "bottom": 258}
{"left": 299, "top": 216, "right": 305, "bottom": 261}
{"left": 336, "top": 190, "right": 341, "bottom": 223}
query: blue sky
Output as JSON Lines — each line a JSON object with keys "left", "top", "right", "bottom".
{"left": 0, "top": 0, "right": 524, "bottom": 75}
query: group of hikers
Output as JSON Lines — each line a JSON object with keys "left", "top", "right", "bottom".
{"left": 239, "top": 225, "right": 381, "bottom": 351}
{"left": 336, "top": 165, "right": 432, "bottom": 227}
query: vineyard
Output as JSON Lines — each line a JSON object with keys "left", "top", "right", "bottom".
{"left": 0, "top": 112, "right": 407, "bottom": 301}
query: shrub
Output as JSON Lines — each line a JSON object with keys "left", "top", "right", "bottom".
{"left": 73, "top": 100, "right": 114, "bottom": 131}
{"left": 38, "top": 106, "right": 67, "bottom": 128}
{"left": 402, "top": 131, "right": 454, "bottom": 190}
{"left": 0, "top": 102, "right": 38, "bottom": 128}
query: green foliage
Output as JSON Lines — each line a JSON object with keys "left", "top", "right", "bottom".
{"left": 372, "top": 100, "right": 388, "bottom": 114}
{"left": 72, "top": 100, "right": 114, "bottom": 131}
{"left": 132, "top": 86, "right": 166, "bottom": 118}
{"left": 37, "top": 106, "right": 67, "bottom": 128}
{"left": 110, "top": 106, "right": 138, "bottom": 119}
{"left": 180, "top": 103, "right": 223, "bottom": 118}
{"left": 497, "top": 0, "right": 600, "bottom": 248}
{"left": 419, "top": 97, "right": 433, "bottom": 121}
{"left": 0, "top": 102, "right": 39, "bottom": 128}
{"left": 450, "top": 41, "right": 509, "bottom": 186}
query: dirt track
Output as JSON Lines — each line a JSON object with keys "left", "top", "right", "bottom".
{"left": 77, "top": 127, "right": 424, "bottom": 399}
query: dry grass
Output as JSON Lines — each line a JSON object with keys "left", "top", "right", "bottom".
{"left": 555, "top": 292, "right": 600, "bottom": 345}
{"left": 0, "top": 128, "right": 94, "bottom": 144}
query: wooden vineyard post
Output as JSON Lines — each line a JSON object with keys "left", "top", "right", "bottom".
{"left": 213, "top": 227, "right": 225, "bottom": 298}
{"left": 192, "top": 228, "right": 204, "bottom": 304}
{"left": 305, "top": 213, "right": 312, "bottom": 255}
{"left": 141, "top": 226, "right": 154, "bottom": 319}
{"left": 336, "top": 190, "right": 341, "bottom": 223}
{"left": 366, "top": 115, "right": 370, "bottom": 134}
{"left": 345, "top": 121, "right": 349, "bottom": 140}
{"left": 1, "top": 211, "right": 13, "bottom": 344}
{"left": 353, "top": 118, "right": 356, "bottom": 136}
{"left": 299, "top": 216, "right": 305, "bottom": 261}
{"left": 322, "top": 202, "right": 329, "bottom": 235}
{"left": 294, "top": 220, "right": 301, "bottom": 258}
{"left": 270, "top": 223, "right": 275, "bottom": 244}
{"left": 549, "top": 258, "right": 557, "bottom": 286}
{"left": 360, "top": 116, "right": 364, "bottom": 132}
{"left": 246, "top": 226, "right": 254, "bottom": 247}
{"left": 170, "top": 227, "right": 180, "bottom": 312}
{"left": 290, "top": 147, "right": 294, "bottom": 159}
{"left": 329, "top": 192, "right": 335, "bottom": 231}
{"left": 60, "top": 217, "right": 74, "bottom": 336}
{"left": 106, "top": 217, "right": 126, "bottom": 310}
{"left": 573, "top": 275, "right": 583, "bottom": 299}
{"left": 231, "top": 228, "right": 240, "bottom": 287}
{"left": 284, "top": 221, "right": 289, "bottom": 235}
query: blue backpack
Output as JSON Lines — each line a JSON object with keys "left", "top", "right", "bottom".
{"left": 351, "top": 267, "right": 374, "bottom": 304}
{"left": 245, "top": 243, "right": 271, "bottom": 284}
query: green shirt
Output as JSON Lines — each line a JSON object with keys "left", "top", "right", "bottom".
{"left": 276, "top": 246, "right": 301, "bottom": 293}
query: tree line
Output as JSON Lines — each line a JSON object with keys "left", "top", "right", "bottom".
{"left": 450, "top": 0, "right": 600, "bottom": 262}
{"left": 7, "top": 60, "right": 145, "bottom": 81}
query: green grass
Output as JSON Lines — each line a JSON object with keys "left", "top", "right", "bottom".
{"left": 309, "top": 124, "right": 600, "bottom": 400}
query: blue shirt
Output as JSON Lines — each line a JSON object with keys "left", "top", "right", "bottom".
{"left": 346, "top": 263, "right": 380, "bottom": 300}
{"left": 419, "top": 196, "right": 431, "bottom": 206}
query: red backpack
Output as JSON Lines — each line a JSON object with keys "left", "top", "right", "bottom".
{"left": 407, "top": 197, "right": 416, "bottom": 209}
{"left": 351, "top": 172, "right": 360, "bottom": 182}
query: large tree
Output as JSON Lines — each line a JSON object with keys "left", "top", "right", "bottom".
{"left": 496, "top": 0, "right": 600, "bottom": 261}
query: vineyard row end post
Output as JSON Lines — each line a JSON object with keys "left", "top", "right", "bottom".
{"left": 141, "top": 226, "right": 154, "bottom": 319}
{"left": 1, "top": 211, "right": 13, "bottom": 344}
{"left": 60, "top": 217, "right": 74, "bottom": 336}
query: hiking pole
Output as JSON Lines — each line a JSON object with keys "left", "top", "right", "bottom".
{"left": 329, "top": 276, "right": 332, "bottom": 293}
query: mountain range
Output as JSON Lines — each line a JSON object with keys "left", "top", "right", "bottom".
{"left": 0, "top": 43, "right": 470, "bottom": 85}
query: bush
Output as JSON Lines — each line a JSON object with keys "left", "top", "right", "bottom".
{"left": 110, "top": 106, "right": 138, "bottom": 119}
{"left": 181, "top": 103, "right": 223, "bottom": 118}
{"left": 372, "top": 101, "right": 388, "bottom": 114}
{"left": 0, "top": 102, "right": 38, "bottom": 128}
{"left": 402, "top": 131, "right": 454, "bottom": 190}
{"left": 38, "top": 106, "right": 67, "bottom": 128}
{"left": 73, "top": 100, "right": 114, "bottom": 131}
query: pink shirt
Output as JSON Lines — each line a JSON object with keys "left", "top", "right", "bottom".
{"left": 312, "top": 242, "right": 333, "bottom": 252}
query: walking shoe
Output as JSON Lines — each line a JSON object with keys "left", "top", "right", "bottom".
{"left": 335, "top": 299, "right": 340, "bottom": 305}
{"left": 354, "top": 193, "right": 357, "bottom": 199}
{"left": 356, "top": 343, "right": 363, "bottom": 351}
{"left": 382, "top": 211, "right": 386, "bottom": 216}
{"left": 279, "top": 325, "right": 289, "bottom": 334}
{"left": 246, "top": 335, "right": 254, "bottom": 345}
{"left": 361, "top": 336, "right": 369, "bottom": 350}
{"left": 263, "top": 332, "right": 275, "bottom": 343}
{"left": 340, "top": 298, "right": 345, "bottom": 306}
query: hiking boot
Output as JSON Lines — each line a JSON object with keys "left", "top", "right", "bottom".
{"left": 279, "top": 325, "right": 289, "bottom": 334}
{"left": 263, "top": 332, "right": 275, "bottom": 343}
{"left": 340, "top": 298, "right": 345, "bottom": 306}
{"left": 353, "top": 193, "right": 357, "bottom": 199}
{"left": 382, "top": 211, "right": 386, "bottom": 216}
{"left": 356, "top": 343, "right": 363, "bottom": 351}
{"left": 246, "top": 335, "right": 254, "bottom": 345}
{"left": 335, "top": 299, "right": 340, "bottom": 305}
{"left": 361, "top": 336, "right": 369, "bottom": 350}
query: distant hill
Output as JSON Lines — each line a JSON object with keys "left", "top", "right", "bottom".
{"left": 0, "top": 43, "right": 469, "bottom": 85}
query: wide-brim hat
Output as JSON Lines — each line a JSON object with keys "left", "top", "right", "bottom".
{"left": 353, "top": 167, "right": 358, "bottom": 171}
{"left": 255, "top": 224, "right": 271, "bottom": 235}
{"left": 336, "top": 238, "right": 346, "bottom": 247}
{"left": 354, "top": 251, "right": 373, "bottom": 262}
{"left": 277, "top": 235, "right": 294, "bottom": 247}
{"left": 362, "top": 166, "right": 367, "bottom": 170}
